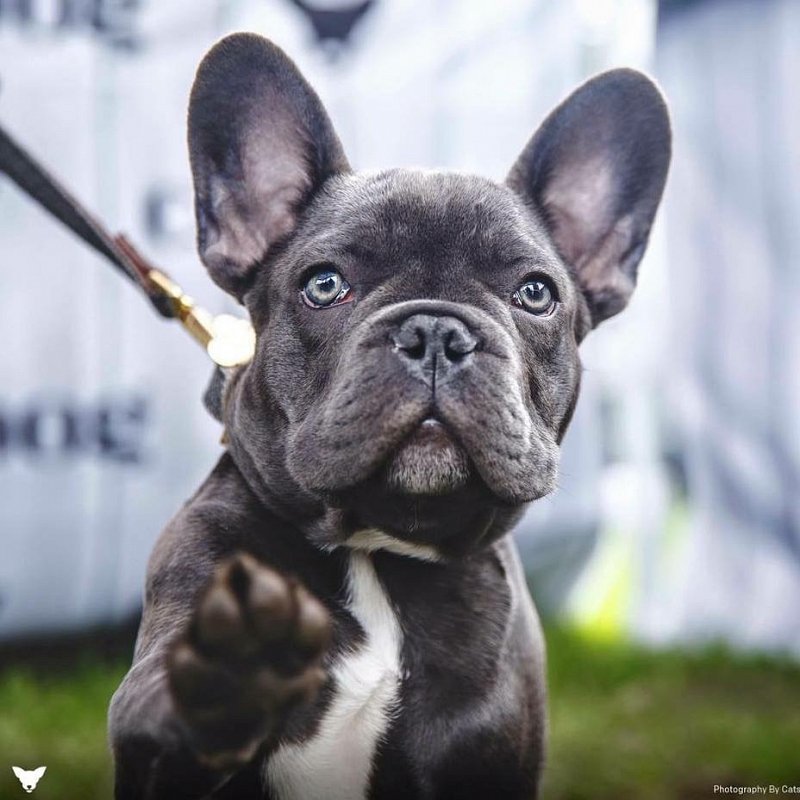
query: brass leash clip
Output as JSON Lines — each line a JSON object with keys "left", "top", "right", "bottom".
{"left": 116, "top": 236, "right": 256, "bottom": 369}
{"left": 146, "top": 269, "right": 255, "bottom": 368}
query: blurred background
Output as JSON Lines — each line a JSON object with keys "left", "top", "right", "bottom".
{"left": 1, "top": 0, "right": 799, "bottom": 797}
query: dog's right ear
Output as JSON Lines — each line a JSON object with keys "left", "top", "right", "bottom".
{"left": 188, "top": 33, "right": 349, "bottom": 300}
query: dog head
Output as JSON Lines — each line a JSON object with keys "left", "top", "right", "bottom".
{"left": 188, "top": 34, "right": 670, "bottom": 556}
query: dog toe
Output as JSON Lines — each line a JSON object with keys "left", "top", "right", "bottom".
{"left": 291, "top": 585, "right": 331, "bottom": 656}
{"left": 168, "top": 641, "right": 238, "bottom": 708}
{"left": 193, "top": 577, "right": 251, "bottom": 656}
{"left": 246, "top": 563, "right": 294, "bottom": 643}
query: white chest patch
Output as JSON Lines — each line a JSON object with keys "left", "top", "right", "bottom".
{"left": 265, "top": 553, "right": 402, "bottom": 800}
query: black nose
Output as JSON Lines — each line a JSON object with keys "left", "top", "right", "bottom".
{"left": 392, "top": 314, "right": 478, "bottom": 387}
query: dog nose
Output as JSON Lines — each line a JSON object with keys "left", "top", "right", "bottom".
{"left": 392, "top": 314, "right": 478, "bottom": 386}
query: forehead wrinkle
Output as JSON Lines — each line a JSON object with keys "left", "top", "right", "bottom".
{"left": 296, "top": 169, "right": 577, "bottom": 298}
{"left": 337, "top": 175, "right": 518, "bottom": 249}
{"left": 322, "top": 169, "right": 509, "bottom": 225}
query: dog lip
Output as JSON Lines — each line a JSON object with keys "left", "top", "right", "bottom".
{"left": 417, "top": 415, "right": 448, "bottom": 436}
{"left": 406, "top": 415, "right": 460, "bottom": 449}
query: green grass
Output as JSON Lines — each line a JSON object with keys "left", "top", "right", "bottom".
{"left": 544, "top": 627, "right": 800, "bottom": 799}
{"left": 0, "top": 656, "right": 125, "bottom": 799}
{"left": 1, "top": 627, "right": 799, "bottom": 799}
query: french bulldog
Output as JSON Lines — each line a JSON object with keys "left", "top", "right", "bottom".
{"left": 109, "top": 32, "right": 670, "bottom": 800}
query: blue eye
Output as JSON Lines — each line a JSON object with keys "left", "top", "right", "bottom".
{"left": 513, "top": 279, "right": 557, "bottom": 316}
{"left": 302, "top": 268, "right": 352, "bottom": 308}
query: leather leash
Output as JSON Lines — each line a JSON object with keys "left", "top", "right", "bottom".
{"left": 0, "top": 121, "right": 255, "bottom": 369}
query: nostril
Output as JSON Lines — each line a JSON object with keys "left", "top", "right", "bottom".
{"left": 404, "top": 340, "right": 426, "bottom": 360}
{"left": 392, "top": 325, "right": 427, "bottom": 360}
{"left": 443, "top": 327, "right": 478, "bottom": 362}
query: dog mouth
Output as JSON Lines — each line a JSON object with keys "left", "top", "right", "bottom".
{"left": 382, "top": 416, "right": 472, "bottom": 496}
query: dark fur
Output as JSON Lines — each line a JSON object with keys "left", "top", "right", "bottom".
{"left": 109, "top": 33, "right": 670, "bottom": 800}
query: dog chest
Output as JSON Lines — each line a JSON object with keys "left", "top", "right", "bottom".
{"left": 265, "top": 552, "right": 402, "bottom": 800}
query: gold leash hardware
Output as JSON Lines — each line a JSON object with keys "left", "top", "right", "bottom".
{"left": 113, "top": 235, "right": 255, "bottom": 369}
{"left": 147, "top": 268, "right": 256, "bottom": 368}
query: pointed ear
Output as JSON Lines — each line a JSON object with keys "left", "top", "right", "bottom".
{"left": 33, "top": 767, "right": 46, "bottom": 779}
{"left": 12, "top": 767, "right": 24, "bottom": 779}
{"left": 188, "top": 33, "right": 350, "bottom": 300}
{"left": 507, "top": 68, "right": 671, "bottom": 326}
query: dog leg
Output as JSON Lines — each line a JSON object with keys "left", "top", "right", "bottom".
{"left": 110, "top": 552, "right": 330, "bottom": 799}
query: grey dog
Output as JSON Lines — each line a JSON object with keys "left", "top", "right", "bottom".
{"left": 109, "top": 32, "right": 670, "bottom": 800}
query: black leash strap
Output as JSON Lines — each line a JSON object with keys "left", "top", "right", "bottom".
{"left": 0, "top": 121, "right": 175, "bottom": 317}
{"left": 0, "top": 119, "right": 255, "bottom": 370}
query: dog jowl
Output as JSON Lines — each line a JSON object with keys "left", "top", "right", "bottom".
{"left": 109, "top": 33, "right": 670, "bottom": 800}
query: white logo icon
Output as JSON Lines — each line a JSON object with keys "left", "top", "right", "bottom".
{"left": 12, "top": 766, "right": 46, "bottom": 793}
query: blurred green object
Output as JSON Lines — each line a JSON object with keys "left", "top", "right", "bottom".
{"left": 1, "top": 627, "right": 799, "bottom": 799}
{"left": 544, "top": 627, "right": 800, "bottom": 799}
{"left": 0, "top": 658, "right": 124, "bottom": 799}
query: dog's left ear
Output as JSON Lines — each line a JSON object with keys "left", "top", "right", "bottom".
{"left": 507, "top": 68, "right": 671, "bottom": 326}
{"left": 188, "top": 33, "right": 350, "bottom": 301}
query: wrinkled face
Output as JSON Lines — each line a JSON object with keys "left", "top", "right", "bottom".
{"left": 239, "top": 171, "right": 584, "bottom": 549}
{"left": 189, "top": 35, "right": 670, "bottom": 554}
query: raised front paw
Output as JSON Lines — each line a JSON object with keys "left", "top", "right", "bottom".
{"left": 166, "top": 553, "right": 330, "bottom": 770}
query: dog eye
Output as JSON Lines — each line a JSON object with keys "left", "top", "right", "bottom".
{"left": 513, "top": 279, "right": 557, "bottom": 316}
{"left": 302, "top": 268, "right": 352, "bottom": 308}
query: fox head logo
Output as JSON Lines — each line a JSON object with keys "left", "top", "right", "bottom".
{"left": 12, "top": 766, "right": 46, "bottom": 793}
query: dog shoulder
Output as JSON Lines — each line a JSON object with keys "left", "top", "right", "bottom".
{"left": 146, "top": 455, "right": 253, "bottom": 588}
{"left": 134, "top": 454, "right": 262, "bottom": 656}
